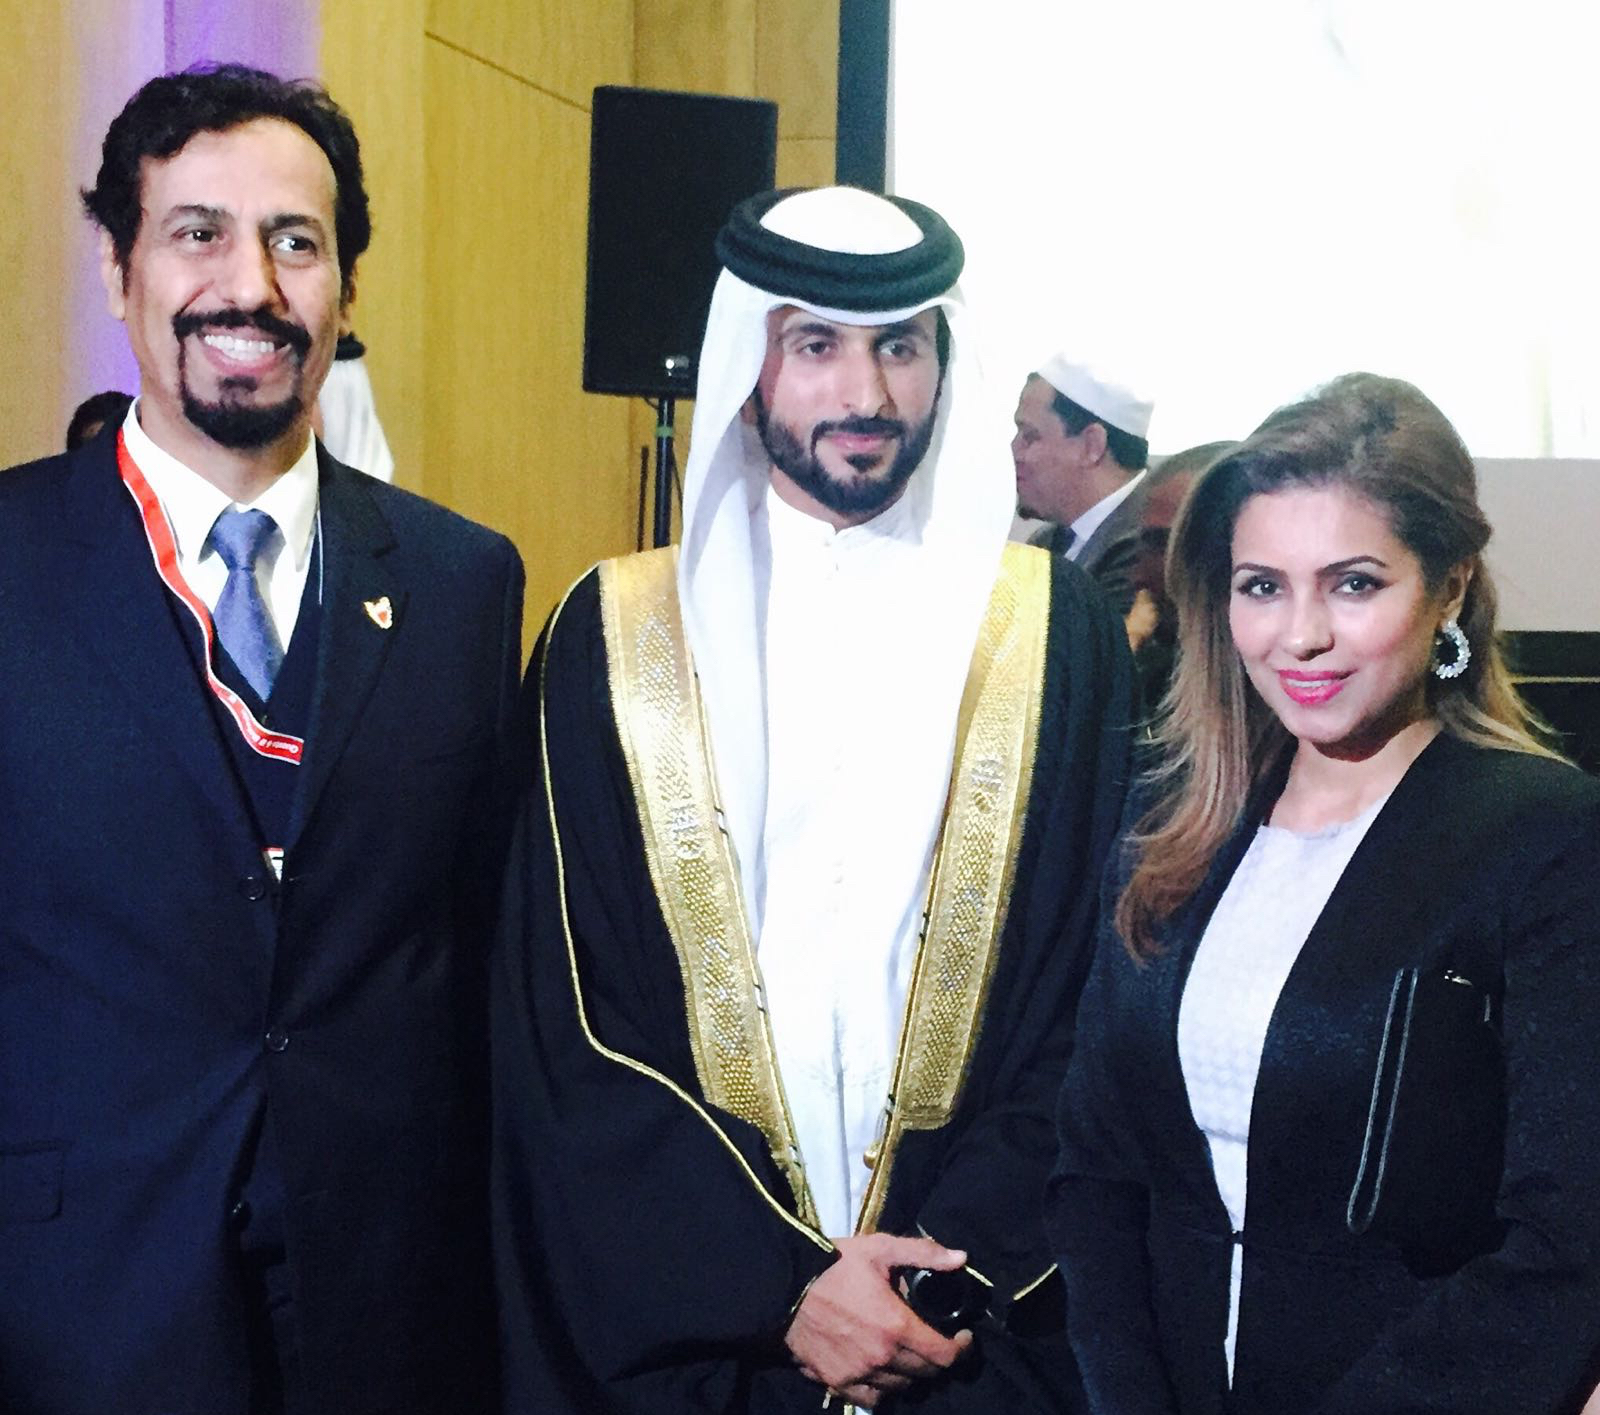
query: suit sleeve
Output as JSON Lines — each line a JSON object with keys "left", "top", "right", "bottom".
{"left": 491, "top": 573, "right": 836, "bottom": 1411}
{"left": 1086, "top": 527, "right": 1140, "bottom": 619}
{"left": 1309, "top": 796, "right": 1600, "bottom": 1415}
{"left": 454, "top": 536, "right": 527, "bottom": 934}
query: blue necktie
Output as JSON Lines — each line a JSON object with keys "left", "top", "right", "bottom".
{"left": 209, "top": 508, "right": 283, "bottom": 701}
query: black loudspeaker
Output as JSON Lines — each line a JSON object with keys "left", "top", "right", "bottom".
{"left": 583, "top": 86, "right": 778, "bottom": 399}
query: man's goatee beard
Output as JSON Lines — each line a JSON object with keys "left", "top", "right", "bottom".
{"left": 183, "top": 390, "right": 305, "bottom": 450}
{"left": 754, "top": 399, "right": 940, "bottom": 520}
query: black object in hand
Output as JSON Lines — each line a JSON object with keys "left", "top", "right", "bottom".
{"left": 899, "top": 1266, "right": 988, "bottom": 1336}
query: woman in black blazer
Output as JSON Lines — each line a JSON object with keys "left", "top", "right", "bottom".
{"left": 1048, "top": 372, "right": 1600, "bottom": 1414}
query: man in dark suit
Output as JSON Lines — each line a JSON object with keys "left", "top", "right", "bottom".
{"left": 0, "top": 66, "right": 523, "bottom": 1415}
{"left": 1010, "top": 355, "right": 1154, "bottom": 616}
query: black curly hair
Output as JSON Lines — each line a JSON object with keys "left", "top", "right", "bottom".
{"left": 82, "top": 63, "right": 369, "bottom": 301}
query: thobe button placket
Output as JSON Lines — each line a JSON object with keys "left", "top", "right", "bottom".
{"left": 263, "top": 1029, "right": 290, "bottom": 1054}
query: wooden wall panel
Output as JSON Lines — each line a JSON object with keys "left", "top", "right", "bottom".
{"left": 427, "top": 0, "right": 633, "bottom": 113}
{"left": 777, "top": 138, "right": 836, "bottom": 189}
{"left": 322, "top": 0, "right": 427, "bottom": 489}
{"left": 0, "top": 6, "right": 68, "bottom": 468}
{"left": 423, "top": 40, "right": 638, "bottom": 629}
{"left": 317, "top": 0, "right": 842, "bottom": 636}
{"left": 757, "top": 0, "right": 838, "bottom": 141}
{"left": 635, "top": 0, "right": 757, "bottom": 93}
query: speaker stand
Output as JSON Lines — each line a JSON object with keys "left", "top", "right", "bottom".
{"left": 652, "top": 395, "right": 677, "bottom": 548}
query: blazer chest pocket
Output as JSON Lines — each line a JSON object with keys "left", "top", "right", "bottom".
{"left": 0, "top": 1143, "right": 63, "bottom": 1223}
{"left": 1347, "top": 967, "right": 1504, "bottom": 1271}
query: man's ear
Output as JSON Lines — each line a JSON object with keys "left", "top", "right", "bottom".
{"left": 98, "top": 231, "right": 127, "bottom": 321}
{"left": 739, "top": 392, "right": 760, "bottom": 427}
{"left": 1079, "top": 420, "right": 1109, "bottom": 468}
{"left": 339, "top": 265, "right": 357, "bottom": 332}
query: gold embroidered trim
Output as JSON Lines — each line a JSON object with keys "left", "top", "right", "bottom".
{"left": 542, "top": 568, "right": 832, "bottom": 1253}
{"left": 599, "top": 551, "right": 820, "bottom": 1229}
{"left": 1011, "top": 1262, "right": 1058, "bottom": 1302}
{"left": 857, "top": 542, "right": 1050, "bottom": 1232}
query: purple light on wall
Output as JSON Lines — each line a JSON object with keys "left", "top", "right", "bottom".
{"left": 166, "top": 0, "right": 319, "bottom": 79}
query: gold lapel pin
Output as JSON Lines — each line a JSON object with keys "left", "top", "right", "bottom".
{"left": 363, "top": 595, "right": 394, "bottom": 630}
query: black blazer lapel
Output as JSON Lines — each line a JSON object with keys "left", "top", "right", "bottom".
{"left": 1257, "top": 735, "right": 1477, "bottom": 1063}
{"left": 284, "top": 450, "right": 404, "bottom": 850}
{"left": 1245, "top": 736, "right": 1494, "bottom": 1229}
{"left": 53, "top": 438, "right": 259, "bottom": 842}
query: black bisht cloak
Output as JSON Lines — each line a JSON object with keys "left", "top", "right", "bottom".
{"left": 493, "top": 552, "right": 1132, "bottom": 1413}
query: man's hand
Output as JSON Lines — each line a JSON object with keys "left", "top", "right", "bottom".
{"left": 785, "top": 1233, "right": 973, "bottom": 1409}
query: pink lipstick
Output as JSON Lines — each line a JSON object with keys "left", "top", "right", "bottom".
{"left": 1277, "top": 670, "right": 1349, "bottom": 705}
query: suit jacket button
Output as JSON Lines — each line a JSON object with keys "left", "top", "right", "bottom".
{"left": 264, "top": 1029, "right": 290, "bottom": 1053}
{"left": 228, "top": 1199, "right": 251, "bottom": 1230}
{"left": 239, "top": 875, "right": 268, "bottom": 901}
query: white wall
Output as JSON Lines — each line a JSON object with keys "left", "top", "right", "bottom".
{"left": 891, "top": 1, "right": 1600, "bottom": 634}
{"left": 1478, "top": 460, "right": 1600, "bottom": 632}
{"left": 890, "top": 0, "right": 1600, "bottom": 458}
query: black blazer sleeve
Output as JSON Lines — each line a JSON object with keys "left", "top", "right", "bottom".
{"left": 1047, "top": 785, "right": 1185, "bottom": 1415}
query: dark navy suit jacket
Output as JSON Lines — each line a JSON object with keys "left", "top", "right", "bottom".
{"left": 0, "top": 429, "right": 524, "bottom": 1414}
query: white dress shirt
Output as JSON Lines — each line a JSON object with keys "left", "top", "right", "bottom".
{"left": 1065, "top": 469, "right": 1146, "bottom": 561}
{"left": 1177, "top": 791, "right": 1389, "bottom": 1381}
{"left": 756, "top": 486, "right": 963, "bottom": 1237}
{"left": 120, "top": 400, "right": 320, "bottom": 650}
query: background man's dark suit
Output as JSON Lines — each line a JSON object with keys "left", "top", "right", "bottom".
{"left": 0, "top": 427, "right": 524, "bottom": 1415}
{"left": 1030, "top": 477, "right": 1147, "bottom": 617}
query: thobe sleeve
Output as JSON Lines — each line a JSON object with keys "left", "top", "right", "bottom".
{"left": 1308, "top": 796, "right": 1600, "bottom": 1415}
{"left": 492, "top": 572, "right": 836, "bottom": 1411}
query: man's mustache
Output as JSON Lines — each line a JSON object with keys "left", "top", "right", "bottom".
{"left": 811, "top": 415, "right": 904, "bottom": 452}
{"left": 172, "top": 307, "right": 312, "bottom": 357}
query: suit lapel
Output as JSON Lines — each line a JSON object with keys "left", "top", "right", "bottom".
{"left": 285, "top": 451, "right": 403, "bottom": 851}
{"left": 54, "top": 438, "right": 259, "bottom": 840}
{"left": 1075, "top": 475, "right": 1143, "bottom": 572}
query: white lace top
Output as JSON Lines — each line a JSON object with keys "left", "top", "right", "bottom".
{"left": 1177, "top": 791, "right": 1390, "bottom": 1380}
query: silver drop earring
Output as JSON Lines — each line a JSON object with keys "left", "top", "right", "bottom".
{"left": 1433, "top": 617, "right": 1470, "bottom": 680}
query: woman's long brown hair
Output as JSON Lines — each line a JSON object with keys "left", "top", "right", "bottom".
{"left": 1116, "top": 373, "right": 1558, "bottom": 959}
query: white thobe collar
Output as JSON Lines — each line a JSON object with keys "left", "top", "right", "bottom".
{"left": 764, "top": 478, "right": 920, "bottom": 559}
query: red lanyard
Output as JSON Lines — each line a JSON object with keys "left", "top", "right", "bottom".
{"left": 116, "top": 431, "right": 306, "bottom": 765}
